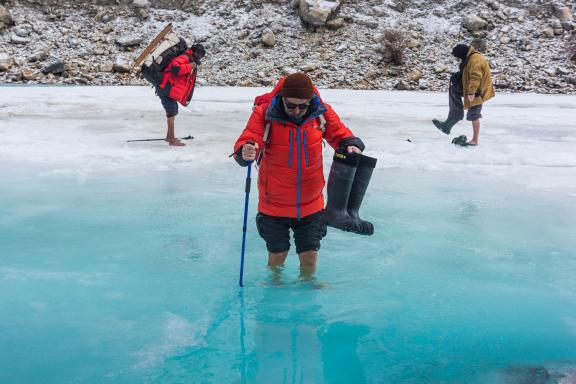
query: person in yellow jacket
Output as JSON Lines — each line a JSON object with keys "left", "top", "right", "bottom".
{"left": 433, "top": 44, "right": 495, "bottom": 146}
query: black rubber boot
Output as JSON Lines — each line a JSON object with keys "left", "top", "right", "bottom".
{"left": 432, "top": 117, "right": 460, "bottom": 135}
{"left": 347, "top": 154, "right": 377, "bottom": 235}
{"left": 324, "top": 150, "right": 361, "bottom": 233}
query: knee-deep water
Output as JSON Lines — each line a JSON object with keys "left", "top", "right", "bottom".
{"left": 1, "top": 166, "right": 575, "bottom": 383}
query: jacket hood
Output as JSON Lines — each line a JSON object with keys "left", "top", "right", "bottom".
{"left": 265, "top": 94, "right": 327, "bottom": 126}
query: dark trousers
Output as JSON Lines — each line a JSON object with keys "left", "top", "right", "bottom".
{"left": 449, "top": 73, "right": 482, "bottom": 121}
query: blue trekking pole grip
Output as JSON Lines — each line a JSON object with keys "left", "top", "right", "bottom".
{"left": 239, "top": 160, "right": 252, "bottom": 287}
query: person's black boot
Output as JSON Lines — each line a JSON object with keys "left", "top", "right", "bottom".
{"left": 347, "top": 154, "right": 377, "bottom": 235}
{"left": 432, "top": 117, "right": 460, "bottom": 135}
{"left": 324, "top": 150, "right": 361, "bottom": 233}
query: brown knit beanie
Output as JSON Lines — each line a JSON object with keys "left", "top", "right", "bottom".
{"left": 281, "top": 73, "right": 314, "bottom": 99}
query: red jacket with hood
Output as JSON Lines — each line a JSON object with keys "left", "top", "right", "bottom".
{"left": 159, "top": 49, "right": 197, "bottom": 106}
{"left": 233, "top": 78, "right": 364, "bottom": 219}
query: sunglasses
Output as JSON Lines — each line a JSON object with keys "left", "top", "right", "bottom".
{"left": 284, "top": 101, "right": 310, "bottom": 110}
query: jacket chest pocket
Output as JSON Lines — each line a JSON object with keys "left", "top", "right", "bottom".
{"left": 303, "top": 128, "right": 323, "bottom": 169}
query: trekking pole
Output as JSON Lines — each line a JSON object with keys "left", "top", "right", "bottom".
{"left": 126, "top": 135, "right": 194, "bottom": 143}
{"left": 239, "top": 160, "right": 252, "bottom": 288}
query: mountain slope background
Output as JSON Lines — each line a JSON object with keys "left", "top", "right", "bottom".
{"left": 0, "top": 0, "right": 574, "bottom": 93}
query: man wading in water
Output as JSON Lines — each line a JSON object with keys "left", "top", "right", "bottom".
{"left": 232, "top": 73, "right": 365, "bottom": 280}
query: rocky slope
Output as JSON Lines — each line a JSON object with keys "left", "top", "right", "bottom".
{"left": 0, "top": 0, "right": 575, "bottom": 93}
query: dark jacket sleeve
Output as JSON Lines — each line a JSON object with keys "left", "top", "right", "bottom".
{"left": 340, "top": 136, "right": 365, "bottom": 152}
{"left": 234, "top": 146, "right": 249, "bottom": 167}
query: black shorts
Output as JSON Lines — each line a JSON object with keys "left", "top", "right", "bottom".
{"left": 466, "top": 104, "right": 482, "bottom": 121}
{"left": 256, "top": 211, "right": 327, "bottom": 254}
{"left": 158, "top": 91, "right": 178, "bottom": 118}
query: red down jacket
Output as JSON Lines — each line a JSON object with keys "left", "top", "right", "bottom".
{"left": 233, "top": 79, "right": 363, "bottom": 219}
{"left": 158, "top": 49, "right": 197, "bottom": 106}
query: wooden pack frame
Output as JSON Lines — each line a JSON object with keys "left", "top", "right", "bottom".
{"left": 132, "top": 23, "right": 173, "bottom": 70}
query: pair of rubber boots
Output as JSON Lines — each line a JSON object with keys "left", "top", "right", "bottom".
{"left": 324, "top": 150, "right": 377, "bottom": 236}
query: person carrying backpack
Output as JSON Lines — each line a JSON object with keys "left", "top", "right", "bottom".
{"left": 432, "top": 44, "right": 495, "bottom": 146}
{"left": 156, "top": 42, "right": 205, "bottom": 146}
{"left": 232, "top": 73, "right": 368, "bottom": 278}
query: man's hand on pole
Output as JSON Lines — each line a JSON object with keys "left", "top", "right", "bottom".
{"left": 242, "top": 142, "right": 259, "bottom": 161}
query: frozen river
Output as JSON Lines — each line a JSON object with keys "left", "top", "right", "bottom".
{"left": 1, "top": 86, "right": 575, "bottom": 383}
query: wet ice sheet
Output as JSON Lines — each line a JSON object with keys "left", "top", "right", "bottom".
{"left": 0, "top": 86, "right": 575, "bottom": 194}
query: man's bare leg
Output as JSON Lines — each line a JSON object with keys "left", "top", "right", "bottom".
{"left": 268, "top": 251, "right": 288, "bottom": 284}
{"left": 268, "top": 251, "right": 288, "bottom": 267}
{"left": 298, "top": 250, "right": 317, "bottom": 280}
{"left": 165, "top": 116, "right": 184, "bottom": 146}
{"left": 469, "top": 119, "right": 480, "bottom": 145}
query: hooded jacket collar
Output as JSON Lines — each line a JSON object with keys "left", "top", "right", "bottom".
{"left": 265, "top": 94, "right": 327, "bottom": 126}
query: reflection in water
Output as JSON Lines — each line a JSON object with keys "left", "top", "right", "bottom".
{"left": 239, "top": 290, "right": 247, "bottom": 384}
{"left": 246, "top": 275, "right": 369, "bottom": 383}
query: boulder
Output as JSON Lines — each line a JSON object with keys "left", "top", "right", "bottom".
{"left": 407, "top": 69, "right": 423, "bottom": 82}
{"left": 113, "top": 56, "right": 131, "bottom": 73}
{"left": 136, "top": 8, "right": 149, "bottom": 20}
{"left": 21, "top": 68, "right": 38, "bottom": 81}
{"left": 298, "top": 0, "right": 340, "bottom": 27}
{"left": 434, "top": 65, "right": 448, "bottom": 73}
{"left": 463, "top": 15, "right": 488, "bottom": 31}
{"left": 326, "top": 17, "right": 345, "bottom": 30}
{"left": 395, "top": 80, "right": 410, "bottom": 90}
{"left": 0, "top": 53, "right": 14, "bottom": 71}
{"left": 302, "top": 63, "right": 317, "bottom": 72}
{"left": 13, "top": 26, "right": 30, "bottom": 38}
{"left": 0, "top": 5, "right": 13, "bottom": 26}
{"left": 261, "top": 28, "right": 275, "bottom": 47}
{"left": 132, "top": 0, "right": 149, "bottom": 8}
{"left": 42, "top": 60, "right": 66, "bottom": 75}
{"left": 487, "top": 1, "right": 499, "bottom": 11}
{"left": 542, "top": 27, "right": 554, "bottom": 38}
{"left": 10, "top": 34, "right": 30, "bottom": 45}
{"left": 99, "top": 63, "right": 114, "bottom": 72}
{"left": 28, "top": 49, "right": 49, "bottom": 63}
{"left": 115, "top": 35, "right": 142, "bottom": 47}
{"left": 555, "top": 6, "right": 573, "bottom": 22}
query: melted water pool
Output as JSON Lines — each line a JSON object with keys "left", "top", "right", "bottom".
{"left": 1, "top": 165, "right": 575, "bottom": 384}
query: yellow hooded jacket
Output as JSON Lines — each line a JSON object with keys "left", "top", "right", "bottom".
{"left": 462, "top": 47, "right": 495, "bottom": 109}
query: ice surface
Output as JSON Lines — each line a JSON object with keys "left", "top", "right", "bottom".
{"left": 0, "top": 86, "right": 575, "bottom": 195}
